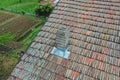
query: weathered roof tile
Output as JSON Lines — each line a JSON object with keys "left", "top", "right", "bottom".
{"left": 9, "top": 0, "right": 120, "bottom": 80}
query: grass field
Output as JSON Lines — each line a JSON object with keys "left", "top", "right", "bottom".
{"left": 0, "top": 0, "right": 39, "bottom": 14}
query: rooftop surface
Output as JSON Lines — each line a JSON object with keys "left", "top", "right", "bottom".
{"left": 8, "top": 0, "right": 120, "bottom": 80}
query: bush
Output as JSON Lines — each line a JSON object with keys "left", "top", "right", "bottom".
{"left": 35, "top": 3, "right": 54, "bottom": 16}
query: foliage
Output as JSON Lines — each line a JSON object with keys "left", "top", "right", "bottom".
{"left": 35, "top": 3, "right": 54, "bottom": 16}
{"left": 0, "top": 32, "right": 16, "bottom": 44}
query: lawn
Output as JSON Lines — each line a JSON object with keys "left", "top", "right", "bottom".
{"left": 0, "top": 0, "right": 39, "bottom": 14}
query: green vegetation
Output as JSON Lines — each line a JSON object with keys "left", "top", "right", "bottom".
{"left": 0, "top": 16, "right": 46, "bottom": 80}
{"left": 0, "top": 0, "right": 50, "bottom": 79}
{"left": 0, "top": 53, "right": 19, "bottom": 80}
{"left": 9, "top": 3, "right": 37, "bottom": 14}
{"left": 35, "top": 3, "right": 54, "bottom": 16}
{"left": 0, "top": 32, "right": 16, "bottom": 44}
{"left": 0, "top": 27, "right": 43, "bottom": 79}
{"left": 0, "top": 0, "right": 39, "bottom": 14}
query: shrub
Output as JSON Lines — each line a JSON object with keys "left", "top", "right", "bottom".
{"left": 35, "top": 3, "right": 54, "bottom": 16}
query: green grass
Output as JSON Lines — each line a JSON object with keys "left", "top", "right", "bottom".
{"left": 0, "top": 0, "right": 39, "bottom": 14}
{"left": 0, "top": 32, "right": 16, "bottom": 44}
{"left": 9, "top": 2, "right": 37, "bottom": 14}
{"left": 0, "top": 0, "right": 39, "bottom": 7}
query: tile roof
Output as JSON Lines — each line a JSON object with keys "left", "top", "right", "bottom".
{"left": 8, "top": 0, "right": 120, "bottom": 80}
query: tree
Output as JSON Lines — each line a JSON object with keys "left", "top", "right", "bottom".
{"left": 35, "top": 4, "right": 54, "bottom": 16}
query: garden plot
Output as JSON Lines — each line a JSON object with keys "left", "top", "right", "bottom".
{"left": 0, "top": 11, "right": 38, "bottom": 40}
{"left": 0, "top": 12, "right": 15, "bottom": 23}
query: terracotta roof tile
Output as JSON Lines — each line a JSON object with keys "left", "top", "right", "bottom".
{"left": 9, "top": 0, "right": 120, "bottom": 80}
